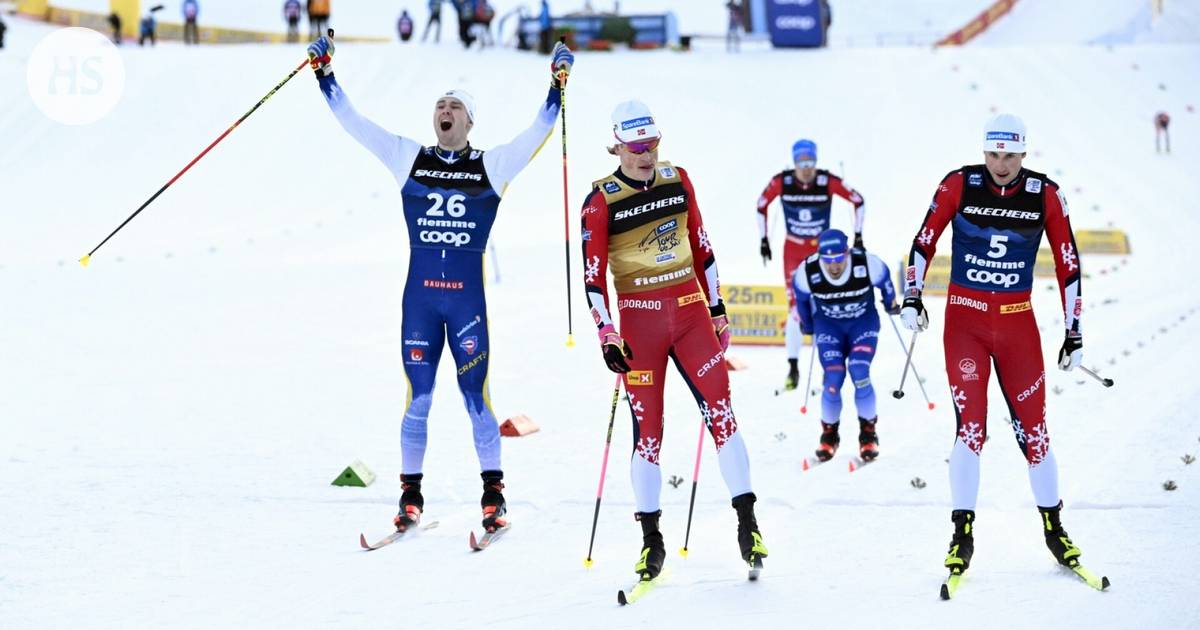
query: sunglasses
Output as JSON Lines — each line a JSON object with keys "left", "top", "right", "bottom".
{"left": 820, "top": 252, "right": 848, "bottom": 264}
{"left": 618, "top": 134, "right": 662, "bottom": 155}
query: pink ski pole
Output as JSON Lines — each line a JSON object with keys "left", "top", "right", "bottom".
{"left": 679, "top": 414, "right": 707, "bottom": 557}
{"left": 584, "top": 374, "right": 623, "bottom": 568}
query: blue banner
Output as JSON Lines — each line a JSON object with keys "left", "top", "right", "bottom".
{"left": 766, "top": 0, "right": 825, "bottom": 48}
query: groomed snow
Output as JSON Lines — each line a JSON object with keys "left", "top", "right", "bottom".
{"left": 1, "top": 10, "right": 1198, "bottom": 630}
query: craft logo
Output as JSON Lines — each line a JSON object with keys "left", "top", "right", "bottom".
{"left": 459, "top": 336, "right": 478, "bottom": 356}
{"left": 627, "top": 371, "right": 654, "bottom": 386}
{"left": 27, "top": 27, "right": 126, "bottom": 126}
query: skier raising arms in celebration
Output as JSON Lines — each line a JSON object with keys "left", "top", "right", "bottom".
{"left": 792, "top": 229, "right": 897, "bottom": 463}
{"left": 757, "top": 140, "right": 866, "bottom": 391}
{"left": 581, "top": 102, "right": 768, "bottom": 582}
{"left": 306, "top": 35, "right": 575, "bottom": 537}
{"left": 901, "top": 114, "right": 1101, "bottom": 593}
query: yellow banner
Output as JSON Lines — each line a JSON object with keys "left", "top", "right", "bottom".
{"left": 726, "top": 285, "right": 789, "bottom": 346}
{"left": 1075, "top": 229, "right": 1131, "bottom": 255}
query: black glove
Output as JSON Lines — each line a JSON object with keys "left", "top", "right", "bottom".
{"left": 1058, "top": 333, "right": 1082, "bottom": 371}
{"left": 884, "top": 301, "right": 901, "bottom": 316}
{"left": 599, "top": 326, "right": 633, "bottom": 373}
{"left": 853, "top": 233, "right": 864, "bottom": 249}
{"left": 900, "top": 293, "right": 929, "bottom": 332}
{"left": 760, "top": 236, "right": 772, "bottom": 264}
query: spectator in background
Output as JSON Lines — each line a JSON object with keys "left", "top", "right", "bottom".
{"left": 0, "top": 15, "right": 6, "bottom": 50}
{"left": 538, "top": 0, "right": 551, "bottom": 54}
{"left": 423, "top": 0, "right": 443, "bottom": 43}
{"left": 284, "top": 0, "right": 303, "bottom": 43}
{"left": 108, "top": 12, "right": 123, "bottom": 44}
{"left": 473, "top": 0, "right": 495, "bottom": 48}
{"left": 725, "top": 0, "right": 742, "bottom": 52}
{"left": 182, "top": 0, "right": 200, "bottom": 45}
{"left": 820, "top": 0, "right": 831, "bottom": 46}
{"left": 398, "top": 9, "right": 414, "bottom": 42}
{"left": 308, "top": 0, "right": 331, "bottom": 38}
{"left": 454, "top": 0, "right": 475, "bottom": 49}
{"left": 139, "top": 10, "right": 157, "bottom": 46}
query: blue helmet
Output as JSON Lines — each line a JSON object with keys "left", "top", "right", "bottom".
{"left": 817, "top": 229, "right": 849, "bottom": 256}
{"left": 792, "top": 139, "right": 817, "bottom": 164}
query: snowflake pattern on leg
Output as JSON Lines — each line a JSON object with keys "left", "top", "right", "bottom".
{"left": 1011, "top": 415, "right": 1026, "bottom": 446}
{"left": 584, "top": 255, "right": 601, "bottom": 284}
{"left": 700, "top": 397, "right": 738, "bottom": 450}
{"left": 958, "top": 421, "right": 984, "bottom": 454}
{"left": 1023, "top": 424, "right": 1051, "bottom": 465}
{"left": 951, "top": 385, "right": 968, "bottom": 413}
{"left": 636, "top": 435, "right": 661, "bottom": 464}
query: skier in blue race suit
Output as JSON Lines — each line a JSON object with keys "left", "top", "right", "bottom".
{"left": 307, "top": 34, "right": 575, "bottom": 535}
{"left": 792, "top": 229, "right": 897, "bottom": 463}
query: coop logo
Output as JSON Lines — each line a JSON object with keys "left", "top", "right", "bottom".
{"left": 958, "top": 358, "right": 979, "bottom": 382}
{"left": 419, "top": 230, "right": 472, "bottom": 246}
{"left": 774, "top": 14, "right": 816, "bottom": 31}
{"left": 1017, "top": 372, "right": 1045, "bottom": 402}
{"left": 966, "top": 268, "right": 1021, "bottom": 288}
{"left": 413, "top": 169, "right": 483, "bottom": 181}
{"left": 696, "top": 351, "right": 724, "bottom": 378}
{"left": 27, "top": 27, "right": 127, "bottom": 126}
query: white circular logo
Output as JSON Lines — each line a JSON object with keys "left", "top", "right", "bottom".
{"left": 26, "top": 27, "right": 126, "bottom": 126}
{"left": 959, "top": 358, "right": 977, "bottom": 375}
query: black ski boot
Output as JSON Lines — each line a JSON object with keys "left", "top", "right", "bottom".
{"left": 944, "top": 510, "right": 975, "bottom": 575}
{"left": 732, "top": 493, "right": 768, "bottom": 565}
{"left": 1039, "top": 502, "right": 1082, "bottom": 567}
{"left": 784, "top": 358, "right": 800, "bottom": 391}
{"left": 815, "top": 422, "right": 840, "bottom": 462}
{"left": 393, "top": 473, "right": 424, "bottom": 532}
{"left": 480, "top": 470, "right": 508, "bottom": 533}
{"left": 858, "top": 417, "right": 879, "bottom": 461}
{"left": 634, "top": 510, "right": 665, "bottom": 580}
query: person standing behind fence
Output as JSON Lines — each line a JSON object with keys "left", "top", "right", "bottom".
{"left": 454, "top": 0, "right": 475, "bottom": 48}
{"left": 725, "top": 1, "right": 742, "bottom": 52}
{"left": 308, "top": 0, "right": 331, "bottom": 38}
{"left": 423, "top": 0, "right": 443, "bottom": 43}
{"left": 182, "top": 0, "right": 200, "bottom": 45}
{"left": 284, "top": 0, "right": 303, "bottom": 43}
{"left": 538, "top": 0, "right": 551, "bottom": 54}
{"left": 139, "top": 11, "right": 157, "bottom": 46}
{"left": 398, "top": 10, "right": 415, "bottom": 41}
{"left": 107, "top": 12, "right": 122, "bottom": 44}
{"left": 474, "top": 0, "right": 495, "bottom": 48}
{"left": 0, "top": 15, "right": 7, "bottom": 50}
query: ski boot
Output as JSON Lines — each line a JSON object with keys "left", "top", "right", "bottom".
{"left": 480, "top": 471, "right": 508, "bottom": 533}
{"left": 732, "top": 493, "right": 768, "bottom": 567}
{"left": 944, "top": 510, "right": 975, "bottom": 575}
{"left": 633, "top": 510, "right": 665, "bottom": 580}
{"left": 784, "top": 359, "right": 800, "bottom": 391}
{"left": 815, "top": 422, "right": 840, "bottom": 462}
{"left": 1039, "top": 502, "right": 1082, "bottom": 567}
{"left": 393, "top": 473, "right": 424, "bottom": 532}
{"left": 858, "top": 417, "right": 879, "bottom": 461}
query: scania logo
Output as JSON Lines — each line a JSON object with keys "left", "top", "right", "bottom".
{"left": 419, "top": 230, "right": 471, "bottom": 246}
{"left": 966, "top": 268, "right": 1020, "bottom": 287}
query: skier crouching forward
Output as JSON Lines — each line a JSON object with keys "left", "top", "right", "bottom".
{"left": 580, "top": 101, "right": 768, "bottom": 581}
{"left": 792, "top": 229, "right": 897, "bottom": 463}
{"left": 902, "top": 113, "right": 1101, "bottom": 591}
{"left": 308, "top": 35, "right": 574, "bottom": 536}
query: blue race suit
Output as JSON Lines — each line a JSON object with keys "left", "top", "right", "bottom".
{"left": 792, "top": 249, "right": 896, "bottom": 424}
{"left": 318, "top": 74, "right": 559, "bottom": 476}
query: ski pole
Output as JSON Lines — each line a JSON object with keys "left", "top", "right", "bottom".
{"left": 679, "top": 414, "right": 707, "bottom": 558}
{"left": 556, "top": 38, "right": 575, "bottom": 347}
{"left": 1079, "top": 365, "right": 1114, "bottom": 387}
{"left": 80, "top": 31, "right": 330, "bottom": 266}
{"left": 799, "top": 340, "right": 817, "bottom": 413}
{"left": 888, "top": 315, "right": 935, "bottom": 409}
{"left": 584, "top": 374, "right": 623, "bottom": 568}
{"left": 892, "top": 329, "right": 919, "bottom": 399}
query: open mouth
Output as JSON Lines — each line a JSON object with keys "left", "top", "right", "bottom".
{"left": 440, "top": 120, "right": 453, "bottom": 131}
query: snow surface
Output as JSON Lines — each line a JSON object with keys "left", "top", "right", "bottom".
{"left": 2, "top": 9, "right": 1200, "bottom": 630}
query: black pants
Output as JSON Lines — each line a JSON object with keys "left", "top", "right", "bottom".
{"left": 310, "top": 15, "right": 329, "bottom": 38}
{"left": 538, "top": 28, "right": 551, "bottom": 54}
{"left": 184, "top": 19, "right": 198, "bottom": 44}
{"left": 287, "top": 18, "right": 300, "bottom": 43}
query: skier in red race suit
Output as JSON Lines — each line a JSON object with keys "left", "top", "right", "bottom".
{"left": 901, "top": 113, "right": 1098, "bottom": 584}
{"left": 581, "top": 101, "right": 768, "bottom": 582}
{"left": 757, "top": 139, "right": 866, "bottom": 390}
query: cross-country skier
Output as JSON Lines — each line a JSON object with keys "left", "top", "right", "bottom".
{"left": 792, "top": 228, "right": 897, "bottom": 463}
{"left": 900, "top": 114, "right": 1093, "bottom": 583}
{"left": 581, "top": 101, "right": 768, "bottom": 581}
{"left": 756, "top": 140, "right": 866, "bottom": 391}
{"left": 306, "top": 35, "right": 574, "bottom": 535}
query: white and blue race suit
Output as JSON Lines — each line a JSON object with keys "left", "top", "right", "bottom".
{"left": 792, "top": 249, "right": 896, "bottom": 424}
{"left": 318, "top": 74, "right": 559, "bottom": 477}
